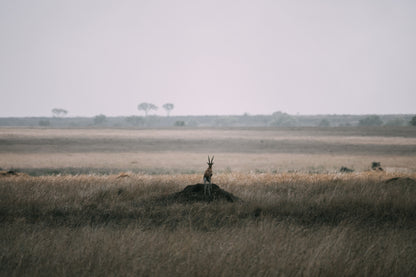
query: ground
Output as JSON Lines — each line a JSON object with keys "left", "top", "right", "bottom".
{"left": 1, "top": 127, "right": 415, "bottom": 174}
{"left": 1, "top": 127, "right": 416, "bottom": 276}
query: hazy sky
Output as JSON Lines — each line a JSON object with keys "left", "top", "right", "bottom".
{"left": 1, "top": 0, "right": 415, "bottom": 117}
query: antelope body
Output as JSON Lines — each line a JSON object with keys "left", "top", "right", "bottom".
{"left": 203, "top": 156, "right": 214, "bottom": 196}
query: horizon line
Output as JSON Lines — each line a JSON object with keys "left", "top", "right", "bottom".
{"left": 0, "top": 112, "right": 415, "bottom": 118}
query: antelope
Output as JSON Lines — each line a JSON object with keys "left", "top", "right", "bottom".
{"left": 203, "top": 155, "right": 214, "bottom": 196}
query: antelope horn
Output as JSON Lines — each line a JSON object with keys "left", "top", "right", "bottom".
{"left": 211, "top": 156, "right": 214, "bottom": 163}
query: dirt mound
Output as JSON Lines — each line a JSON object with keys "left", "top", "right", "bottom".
{"left": 385, "top": 177, "right": 416, "bottom": 185}
{"left": 164, "top": 183, "right": 240, "bottom": 203}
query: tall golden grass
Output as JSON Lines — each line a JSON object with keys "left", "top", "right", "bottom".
{"left": 1, "top": 172, "right": 416, "bottom": 276}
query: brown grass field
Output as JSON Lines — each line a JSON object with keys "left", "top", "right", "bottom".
{"left": 1, "top": 127, "right": 416, "bottom": 276}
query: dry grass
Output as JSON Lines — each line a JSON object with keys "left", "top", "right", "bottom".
{"left": 1, "top": 127, "right": 416, "bottom": 173}
{"left": 1, "top": 172, "right": 416, "bottom": 276}
{"left": 1, "top": 127, "right": 416, "bottom": 276}
{"left": 2, "top": 152, "right": 416, "bottom": 174}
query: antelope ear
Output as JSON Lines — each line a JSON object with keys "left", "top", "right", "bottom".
{"left": 211, "top": 156, "right": 214, "bottom": 163}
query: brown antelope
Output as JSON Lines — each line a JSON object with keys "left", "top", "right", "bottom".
{"left": 203, "top": 155, "right": 214, "bottom": 196}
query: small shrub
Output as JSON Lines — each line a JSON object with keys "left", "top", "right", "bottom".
{"left": 125, "top": 116, "right": 144, "bottom": 126}
{"left": 385, "top": 118, "right": 406, "bottom": 126}
{"left": 38, "top": 120, "right": 50, "bottom": 126}
{"left": 358, "top": 115, "right": 383, "bottom": 126}
{"left": 94, "top": 114, "right": 107, "bottom": 125}
{"left": 319, "top": 119, "right": 330, "bottom": 127}
{"left": 410, "top": 116, "right": 416, "bottom": 126}
{"left": 174, "top": 121, "right": 185, "bottom": 127}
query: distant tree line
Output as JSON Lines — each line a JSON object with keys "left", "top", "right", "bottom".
{"left": 2, "top": 107, "right": 414, "bottom": 128}
{"left": 26, "top": 113, "right": 416, "bottom": 128}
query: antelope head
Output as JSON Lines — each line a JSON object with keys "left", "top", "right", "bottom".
{"left": 207, "top": 155, "right": 214, "bottom": 168}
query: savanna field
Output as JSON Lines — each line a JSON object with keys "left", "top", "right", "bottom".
{"left": 1, "top": 127, "right": 416, "bottom": 276}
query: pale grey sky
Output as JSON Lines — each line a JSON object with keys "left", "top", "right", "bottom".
{"left": 0, "top": 0, "right": 415, "bottom": 117}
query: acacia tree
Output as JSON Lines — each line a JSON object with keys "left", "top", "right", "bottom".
{"left": 52, "top": 108, "right": 68, "bottom": 118}
{"left": 137, "top": 102, "right": 158, "bottom": 116}
{"left": 162, "top": 103, "right": 174, "bottom": 117}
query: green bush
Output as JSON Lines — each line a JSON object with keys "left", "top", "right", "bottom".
{"left": 358, "top": 115, "right": 383, "bottom": 126}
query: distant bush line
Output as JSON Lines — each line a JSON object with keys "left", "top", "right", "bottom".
{"left": 0, "top": 113, "right": 414, "bottom": 128}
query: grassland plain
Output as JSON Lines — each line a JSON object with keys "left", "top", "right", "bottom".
{"left": 1, "top": 127, "right": 416, "bottom": 276}
{"left": 1, "top": 173, "right": 416, "bottom": 276}
{"left": 1, "top": 127, "right": 416, "bottom": 174}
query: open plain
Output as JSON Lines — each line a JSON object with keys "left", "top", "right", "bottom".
{"left": 1, "top": 127, "right": 416, "bottom": 276}
{"left": 1, "top": 126, "right": 416, "bottom": 174}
